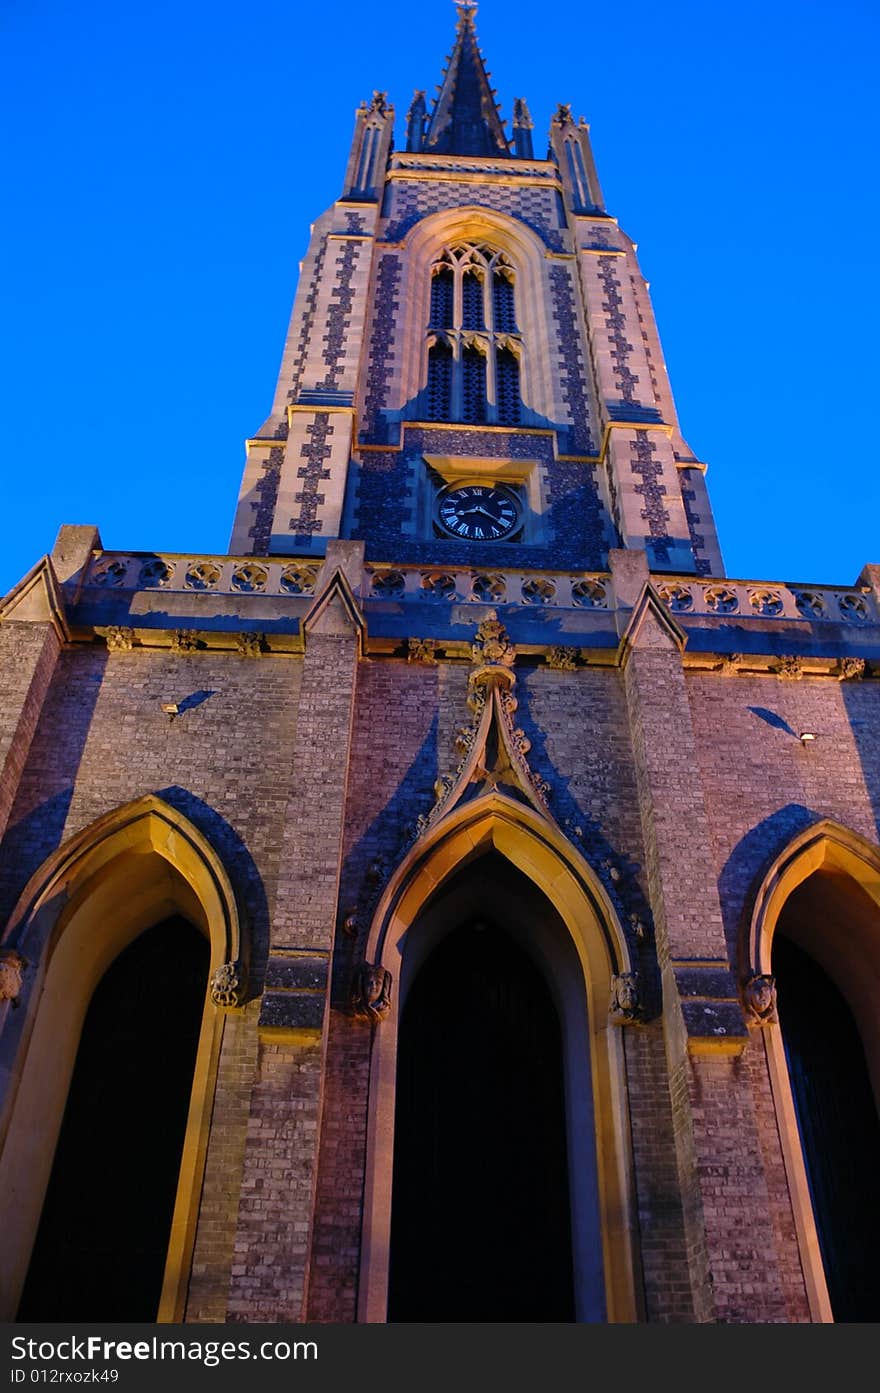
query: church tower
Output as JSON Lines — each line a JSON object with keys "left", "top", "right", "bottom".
{"left": 1, "top": 4, "right": 880, "bottom": 1327}
{"left": 231, "top": 2, "right": 722, "bottom": 580}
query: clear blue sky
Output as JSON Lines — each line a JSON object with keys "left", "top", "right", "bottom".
{"left": 2, "top": 0, "right": 878, "bottom": 596}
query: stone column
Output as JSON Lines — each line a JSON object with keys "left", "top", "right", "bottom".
{"left": 226, "top": 544, "right": 364, "bottom": 1322}
{"left": 612, "top": 548, "right": 791, "bottom": 1322}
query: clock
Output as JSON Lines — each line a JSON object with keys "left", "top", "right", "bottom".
{"left": 435, "top": 484, "right": 521, "bottom": 541}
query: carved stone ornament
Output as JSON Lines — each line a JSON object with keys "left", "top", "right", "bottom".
{"left": 471, "top": 615, "right": 516, "bottom": 669}
{"left": 171, "top": 629, "right": 199, "bottom": 654}
{"left": 236, "top": 632, "right": 264, "bottom": 658}
{"left": 407, "top": 637, "right": 438, "bottom": 666}
{"left": 210, "top": 960, "right": 245, "bottom": 1008}
{"left": 545, "top": 645, "right": 577, "bottom": 671}
{"left": 774, "top": 656, "right": 803, "bottom": 680}
{"left": 610, "top": 972, "right": 642, "bottom": 1024}
{"left": 743, "top": 974, "right": 777, "bottom": 1025}
{"left": 0, "top": 949, "right": 25, "bottom": 1003}
{"left": 717, "top": 652, "right": 742, "bottom": 675}
{"left": 837, "top": 656, "right": 866, "bottom": 681}
{"left": 352, "top": 962, "right": 393, "bottom": 1024}
{"left": 98, "top": 626, "right": 134, "bottom": 652}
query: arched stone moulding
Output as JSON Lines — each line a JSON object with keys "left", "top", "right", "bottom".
{"left": 358, "top": 789, "right": 640, "bottom": 1324}
{"left": 0, "top": 794, "right": 246, "bottom": 1322}
{"left": 744, "top": 818, "right": 880, "bottom": 1324}
{"left": 389, "top": 205, "right": 568, "bottom": 430}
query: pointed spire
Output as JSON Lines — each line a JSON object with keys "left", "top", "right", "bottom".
{"left": 512, "top": 96, "right": 534, "bottom": 159}
{"left": 406, "top": 90, "right": 428, "bottom": 152}
{"left": 425, "top": 3, "right": 511, "bottom": 158}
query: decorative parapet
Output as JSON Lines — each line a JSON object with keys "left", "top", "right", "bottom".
{"left": 655, "top": 577, "right": 878, "bottom": 625}
{"left": 76, "top": 552, "right": 880, "bottom": 639}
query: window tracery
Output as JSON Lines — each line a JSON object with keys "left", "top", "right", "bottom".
{"left": 426, "top": 244, "right": 522, "bottom": 426}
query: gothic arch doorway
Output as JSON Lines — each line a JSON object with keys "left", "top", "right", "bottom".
{"left": 747, "top": 820, "right": 880, "bottom": 1322}
{"left": 0, "top": 796, "right": 245, "bottom": 1320}
{"left": 388, "top": 860, "right": 575, "bottom": 1321}
{"left": 357, "top": 797, "right": 640, "bottom": 1323}
{"left": 17, "top": 915, "right": 209, "bottom": 1319}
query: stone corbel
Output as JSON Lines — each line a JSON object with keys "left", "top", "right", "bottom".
{"left": 352, "top": 962, "right": 393, "bottom": 1024}
{"left": 609, "top": 971, "right": 643, "bottom": 1023}
{"left": 210, "top": 959, "right": 246, "bottom": 1008}
{"left": 0, "top": 949, "right": 26, "bottom": 1004}
{"left": 742, "top": 973, "right": 778, "bottom": 1026}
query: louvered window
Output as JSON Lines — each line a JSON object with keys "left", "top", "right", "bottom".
{"left": 430, "top": 265, "right": 454, "bottom": 330}
{"left": 492, "top": 272, "right": 516, "bottom": 333}
{"left": 462, "top": 269, "right": 485, "bottom": 330}
{"left": 462, "top": 345, "right": 488, "bottom": 424}
{"left": 427, "top": 340, "right": 453, "bottom": 420}
{"left": 423, "top": 244, "right": 523, "bottom": 425}
{"left": 496, "top": 347, "right": 521, "bottom": 426}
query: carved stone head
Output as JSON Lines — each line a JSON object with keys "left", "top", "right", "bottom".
{"left": 0, "top": 949, "right": 25, "bottom": 1003}
{"left": 743, "top": 973, "right": 777, "bottom": 1025}
{"left": 353, "top": 963, "right": 393, "bottom": 1024}
{"left": 610, "top": 971, "right": 642, "bottom": 1023}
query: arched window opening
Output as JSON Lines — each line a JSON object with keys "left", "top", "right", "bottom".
{"left": 388, "top": 914, "right": 574, "bottom": 1321}
{"left": 423, "top": 243, "right": 522, "bottom": 425}
{"left": 429, "top": 265, "right": 454, "bottom": 330}
{"left": 773, "top": 875, "right": 880, "bottom": 1322}
{"left": 496, "top": 346, "right": 521, "bottom": 426}
{"left": 462, "top": 344, "right": 487, "bottom": 424}
{"left": 427, "top": 340, "right": 453, "bottom": 421}
{"left": 492, "top": 270, "right": 517, "bottom": 332}
{"left": 461, "top": 268, "right": 485, "bottom": 330}
{"left": 17, "top": 916, "right": 210, "bottom": 1321}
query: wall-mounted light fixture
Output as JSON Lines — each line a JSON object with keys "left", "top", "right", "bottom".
{"left": 161, "top": 702, "right": 180, "bottom": 721}
{"left": 799, "top": 731, "right": 817, "bottom": 747}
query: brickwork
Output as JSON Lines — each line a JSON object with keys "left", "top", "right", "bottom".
{"left": 742, "top": 1032, "right": 812, "bottom": 1322}
{"left": 360, "top": 252, "right": 401, "bottom": 443}
{"left": 623, "top": 1028, "right": 695, "bottom": 1322}
{"left": 354, "top": 425, "right": 609, "bottom": 570}
{"left": 0, "top": 647, "right": 301, "bottom": 944}
{"left": 305, "top": 1010, "right": 371, "bottom": 1322}
{"left": 381, "top": 180, "right": 566, "bottom": 250}
{"left": 186, "top": 1005, "right": 260, "bottom": 1321}
{"left": 4, "top": 10, "right": 879, "bottom": 1328}
{"left": 547, "top": 263, "right": 597, "bottom": 455}
{"left": 0, "top": 622, "right": 62, "bottom": 844}
{"left": 271, "top": 633, "right": 358, "bottom": 950}
{"left": 225, "top": 1037, "right": 324, "bottom": 1321}
{"left": 680, "top": 1052, "right": 789, "bottom": 1322}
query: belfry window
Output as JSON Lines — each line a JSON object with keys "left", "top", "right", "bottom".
{"left": 425, "top": 244, "right": 523, "bottom": 424}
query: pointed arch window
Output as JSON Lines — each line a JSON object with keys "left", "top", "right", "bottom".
{"left": 424, "top": 244, "right": 523, "bottom": 425}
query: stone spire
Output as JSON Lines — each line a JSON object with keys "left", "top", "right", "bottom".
{"left": 424, "top": 3, "right": 510, "bottom": 158}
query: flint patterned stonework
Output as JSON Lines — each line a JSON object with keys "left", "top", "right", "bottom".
{"left": 2, "top": 5, "right": 880, "bottom": 1330}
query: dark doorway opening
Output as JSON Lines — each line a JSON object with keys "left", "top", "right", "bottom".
{"left": 774, "top": 931, "right": 880, "bottom": 1321}
{"left": 388, "top": 918, "right": 575, "bottom": 1321}
{"left": 18, "top": 916, "right": 209, "bottom": 1321}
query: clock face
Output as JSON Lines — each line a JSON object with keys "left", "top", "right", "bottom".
{"left": 436, "top": 484, "right": 520, "bottom": 541}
